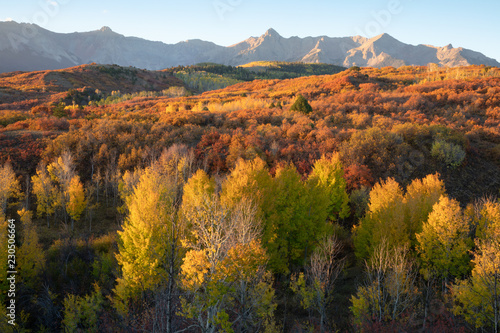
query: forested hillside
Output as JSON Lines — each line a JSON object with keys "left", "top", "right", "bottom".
{"left": 163, "top": 62, "right": 346, "bottom": 92}
{"left": 1, "top": 64, "right": 500, "bottom": 332}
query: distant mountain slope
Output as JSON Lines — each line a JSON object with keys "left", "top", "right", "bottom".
{"left": 0, "top": 64, "right": 185, "bottom": 108}
{"left": 1, "top": 21, "right": 499, "bottom": 73}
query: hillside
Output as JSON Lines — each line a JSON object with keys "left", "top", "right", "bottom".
{"left": 162, "top": 62, "right": 346, "bottom": 92}
{"left": 1, "top": 64, "right": 500, "bottom": 332}
{"left": 1, "top": 21, "right": 499, "bottom": 72}
{"left": 0, "top": 64, "right": 185, "bottom": 108}
{"left": 2, "top": 64, "right": 500, "bottom": 201}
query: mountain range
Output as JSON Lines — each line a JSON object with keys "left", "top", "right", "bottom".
{"left": 1, "top": 21, "right": 499, "bottom": 73}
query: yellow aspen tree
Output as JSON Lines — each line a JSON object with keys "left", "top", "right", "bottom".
{"left": 114, "top": 167, "right": 176, "bottom": 312}
{"left": 47, "top": 152, "right": 77, "bottom": 224}
{"left": 31, "top": 165, "right": 57, "bottom": 227}
{"left": 475, "top": 200, "right": 500, "bottom": 241}
{"left": 181, "top": 170, "right": 275, "bottom": 332}
{"left": 117, "top": 169, "right": 143, "bottom": 215}
{"left": 180, "top": 169, "right": 216, "bottom": 223}
{"left": 308, "top": 153, "right": 350, "bottom": 222}
{"left": 220, "top": 157, "right": 272, "bottom": 214}
{"left": 16, "top": 209, "right": 45, "bottom": 289}
{"left": 291, "top": 235, "right": 346, "bottom": 333}
{"left": 180, "top": 195, "right": 237, "bottom": 333}
{"left": 453, "top": 238, "right": 500, "bottom": 332}
{"left": 416, "top": 195, "right": 471, "bottom": 285}
{"left": 62, "top": 284, "right": 104, "bottom": 333}
{"left": 350, "top": 241, "right": 418, "bottom": 327}
{"left": 403, "top": 173, "right": 445, "bottom": 247}
{"left": 353, "top": 177, "right": 405, "bottom": 260}
{"left": 65, "top": 176, "right": 87, "bottom": 229}
{"left": 0, "top": 163, "right": 21, "bottom": 215}
{"left": 263, "top": 163, "right": 329, "bottom": 274}
{"left": 223, "top": 158, "right": 333, "bottom": 274}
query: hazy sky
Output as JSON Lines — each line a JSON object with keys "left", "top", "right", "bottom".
{"left": 2, "top": 0, "right": 499, "bottom": 62}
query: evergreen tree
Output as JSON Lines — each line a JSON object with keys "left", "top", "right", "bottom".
{"left": 290, "top": 94, "right": 313, "bottom": 114}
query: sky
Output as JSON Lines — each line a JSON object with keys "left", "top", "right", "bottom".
{"left": 2, "top": 0, "right": 499, "bottom": 62}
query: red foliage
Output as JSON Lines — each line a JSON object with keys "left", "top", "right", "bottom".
{"left": 344, "top": 164, "right": 374, "bottom": 191}
{"left": 195, "top": 131, "right": 232, "bottom": 173}
{"left": 0, "top": 132, "right": 46, "bottom": 175}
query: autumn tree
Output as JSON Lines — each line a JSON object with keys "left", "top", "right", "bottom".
{"left": 0, "top": 164, "right": 20, "bottom": 308}
{"left": 453, "top": 199, "right": 500, "bottom": 332}
{"left": 404, "top": 173, "right": 446, "bottom": 247}
{"left": 65, "top": 176, "right": 87, "bottom": 229}
{"left": 220, "top": 157, "right": 273, "bottom": 217}
{"left": 353, "top": 177, "right": 405, "bottom": 260}
{"left": 180, "top": 171, "right": 276, "bottom": 333}
{"left": 354, "top": 174, "right": 446, "bottom": 261}
{"left": 308, "top": 154, "right": 350, "bottom": 222}
{"left": 291, "top": 235, "right": 346, "bottom": 332}
{"left": 453, "top": 237, "right": 500, "bottom": 333}
{"left": 263, "top": 163, "right": 330, "bottom": 274}
{"left": 350, "top": 241, "right": 418, "bottom": 329}
{"left": 47, "top": 151, "right": 87, "bottom": 226}
{"left": 0, "top": 216, "right": 8, "bottom": 305}
{"left": 0, "top": 163, "right": 21, "bottom": 216}
{"left": 117, "top": 168, "right": 143, "bottom": 215}
{"left": 31, "top": 164, "right": 57, "bottom": 227}
{"left": 222, "top": 158, "right": 334, "bottom": 274}
{"left": 180, "top": 169, "right": 216, "bottom": 223}
{"left": 63, "top": 284, "right": 104, "bottom": 333}
{"left": 114, "top": 166, "right": 180, "bottom": 320}
{"left": 416, "top": 195, "right": 471, "bottom": 288}
{"left": 475, "top": 199, "right": 500, "bottom": 241}
{"left": 16, "top": 208, "right": 45, "bottom": 290}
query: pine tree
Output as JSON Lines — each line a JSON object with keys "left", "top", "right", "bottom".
{"left": 290, "top": 94, "right": 313, "bottom": 114}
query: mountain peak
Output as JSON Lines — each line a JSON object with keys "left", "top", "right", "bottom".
{"left": 263, "top": 28, "right": 281, "bottom": 38}
{"left": 371, "top": 33, "right": 397, "bottom": 42}
{"left": 99, "top": 26, "right": 113, "bottom": 33}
